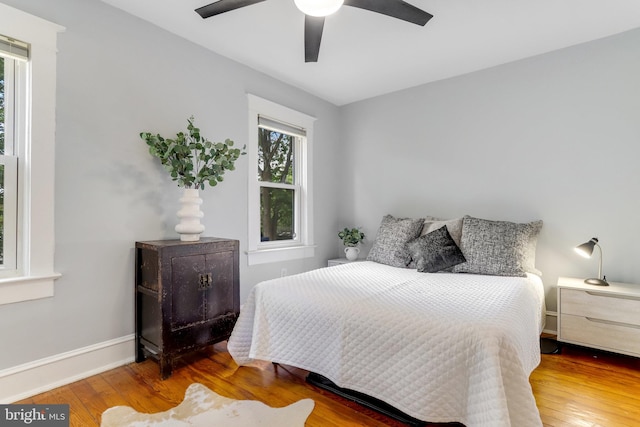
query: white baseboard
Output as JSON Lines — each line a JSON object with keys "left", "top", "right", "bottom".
{"left": 543, "top": 310, "right": 558, "bottom": 335}
{"left": 0, "top": 334, "right": 135, "bottom": 403}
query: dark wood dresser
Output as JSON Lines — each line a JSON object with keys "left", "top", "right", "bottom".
{"left": 134, "top": 238, "right": 240, "bottom": 379}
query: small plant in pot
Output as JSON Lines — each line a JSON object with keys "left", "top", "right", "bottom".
{"left": 338, "top": 227, "right": 365, "bottom": 261}
{"left": 140, "top": 116, "right": 245, "bottom": 241}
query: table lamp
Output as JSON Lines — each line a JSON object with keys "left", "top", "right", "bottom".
{"left": 574, "top": 237, "right": 609, "bottom": 286}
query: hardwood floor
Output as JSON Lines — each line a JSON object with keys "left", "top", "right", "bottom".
{"left": 531, "top": 342, "right": 640, "bottom": 427}
{"left": 15, "top": 340, "right": 640, "bottom": 426}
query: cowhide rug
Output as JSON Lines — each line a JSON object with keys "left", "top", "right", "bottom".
{"left": 101, "top": 383, "right": 315, "bottom": 426}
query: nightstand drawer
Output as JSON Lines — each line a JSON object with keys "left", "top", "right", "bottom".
{"left": 560, "top": 288, "right": 640, "bottom": 326}
{"left": 560, "top": 314, "right": 640, "bottom": 357}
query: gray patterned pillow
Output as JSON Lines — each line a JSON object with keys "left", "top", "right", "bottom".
{"left": 452, "top": 216, "right": 543, "bottom": 277}
{"left": 407, "top": 226, "right": 466, "bottom": 273}
{"left": 367, "top": 215, "right": 424, "bottom": 267}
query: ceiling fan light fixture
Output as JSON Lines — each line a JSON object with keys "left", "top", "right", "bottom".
{"left": 294, "top": 0, "right": 344, "bottom": 17}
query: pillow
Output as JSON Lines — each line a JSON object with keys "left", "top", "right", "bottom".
{"left": 407, "top": 225, "right": 466, "bottom": 273}
{"left": 407, "top": 216, "right": 463, "bottom": 269}
{"left": 420, "top": 217, "right": 463, "bottom": 247}
{"left": 452, "top": 215, "right": 543, "bottom": 277}
{"left": 367, "top": 215, "right": 424, "bottom": 268}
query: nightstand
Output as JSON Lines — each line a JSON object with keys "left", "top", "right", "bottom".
{"left": 327, "top": 258, "right": 364, "bottom": 267}
{"left": 557, "top": 276, "right": 640, "bottom": 357}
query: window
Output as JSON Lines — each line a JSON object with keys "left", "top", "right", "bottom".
{"left": 0, "top": 4, "right": 63, "bottom": 305}
{"left": 247, "top": 95, "right": 315, "bottom": 265}
{"left": 1, "top": 36, "right": 26, "bottom": 274}
{"left": 258, "top": 117, "right": 301, "bottom": 244}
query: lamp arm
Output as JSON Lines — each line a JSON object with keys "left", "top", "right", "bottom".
{"left": 595, "top": 243, "right": 603, "bottom": 279}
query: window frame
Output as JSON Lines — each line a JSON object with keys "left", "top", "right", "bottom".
{"left": 257, "top": 121, "right": 301, "bottom": 247}
{"left": 247, "top": 95, "right": 315, "bottom": 265}
{"left": 1, "top": 55, "right": 21, "bottom": 272}
{"left": 0, "top": 4, "right": 64, "bottom": 305}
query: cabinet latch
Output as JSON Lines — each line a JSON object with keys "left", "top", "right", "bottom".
{"left": 198, "top": 273, "right": 213, "bottom": 290}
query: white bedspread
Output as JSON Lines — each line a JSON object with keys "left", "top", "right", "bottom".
{"left": 228, "top": 261, "right": 544, "bottom": 427}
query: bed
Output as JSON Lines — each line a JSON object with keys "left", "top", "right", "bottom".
{"left": 227, "top": 214, "right": 546, "bottom": 427}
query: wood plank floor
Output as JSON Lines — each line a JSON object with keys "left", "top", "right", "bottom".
{"left": 15, "top": 340, "right": 640, "bottom": 426}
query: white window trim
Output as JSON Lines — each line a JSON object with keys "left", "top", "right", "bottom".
{"left": 247, "top": 94, "right": 315, "bottom": 265}
{"left": 0, "top": 4, "right": 64, "bottom": 305}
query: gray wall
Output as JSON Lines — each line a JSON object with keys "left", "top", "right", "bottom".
{"left": 340, "top": 27, "right": 640, "bottom": 310}
{"left": 0, "top": 0, "right": 343, "bottom": 369}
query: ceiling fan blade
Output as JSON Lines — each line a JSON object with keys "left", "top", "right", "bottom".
{"left": 343, "top": 0, "right": 433, "bottom": 26}
{"left": 195, "top": 0, "right": 267, "bottom": 19}
{"left": 304, "top": 15, "right": 325, "bottom": 63}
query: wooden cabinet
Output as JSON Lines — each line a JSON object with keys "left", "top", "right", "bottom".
{"left": 135, "top": 238, "right": 240, "bottom": 379}
{"left": 557, "top": 276, "right": 640, "bottom": 358}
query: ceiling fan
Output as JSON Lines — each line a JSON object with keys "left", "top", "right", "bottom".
{"left": 195, "top": 0, "right": 433, "bottom": 62}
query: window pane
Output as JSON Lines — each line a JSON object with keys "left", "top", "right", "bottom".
{"left": 258, "top": 128, "right": 294, "bottom": 185}
{"left": 0, "top": 56, "right": 5, "bottom": 264}
{"left": 260, "top": 187, "right": 294, "bottom": 242}
{"left": 0, "top": 163, "right": 4, "bottom": 264}
{"left": 0, "top": 56, "right": 4, "bottom": 154}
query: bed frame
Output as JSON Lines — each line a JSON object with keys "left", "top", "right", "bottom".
{"left": 306, "top": 372, "right": 462, "bottom": 426}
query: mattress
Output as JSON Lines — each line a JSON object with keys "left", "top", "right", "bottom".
{"left": 228, "top": 261, "right": 545, "bottom": 427}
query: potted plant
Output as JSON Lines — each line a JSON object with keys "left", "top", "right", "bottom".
{"left": 338, "top": 227, "right": 365, "bottom": 261}
{"left": 140, "top": 116, "right": 245, "bottom": 241}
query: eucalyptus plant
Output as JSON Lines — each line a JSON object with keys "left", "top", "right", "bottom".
{"left": 338, "top": 227, "right": 365, "bottom": 247}
{"left": 140, "top": 116, "right": 245, "bottom": 190}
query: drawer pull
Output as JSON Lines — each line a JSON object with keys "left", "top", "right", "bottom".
{"left": 198, "top": 273, "right": 213, "bottom": 290}
{"left": 585, "top": 317, "right": 640, "bottom": 329}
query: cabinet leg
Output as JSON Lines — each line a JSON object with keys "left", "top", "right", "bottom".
{"left": 160, "top": 355, "right": 173, "bottom": 380}
{"left": 135, "top": 340, "right": 146, "bottom": 363}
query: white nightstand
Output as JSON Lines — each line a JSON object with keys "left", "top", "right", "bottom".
{"left": 327, "top": 258, "right": 364, "bottom": 267}
{"left": 557, "top": 276, "right": 640, "bottom": 357}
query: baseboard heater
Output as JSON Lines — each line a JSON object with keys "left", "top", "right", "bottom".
{"left": 306, "top": 372, "right": 433, "bottom": 427}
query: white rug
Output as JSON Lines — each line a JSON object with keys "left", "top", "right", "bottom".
{"left": 100, "top": 383, "right": 315, "bottom": 426}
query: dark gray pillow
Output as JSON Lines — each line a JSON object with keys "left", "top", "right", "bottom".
{"left": 452, "top": 216, "right": 543, "bottom": 277}
{"left": 407, "top": 226, "right": 466, "bottom": 273}
{"left": 420, "top": 217, "right": 463, "bottom": 246}
{"left": 367, "top": 215, "right": 424, "bottom": 268}
{"left": 408, "top": 216, "right": 464, "bottom": 269}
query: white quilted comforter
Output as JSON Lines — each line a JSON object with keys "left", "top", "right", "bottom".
{"left": 228, "top": 261, "right": 545, "bottom": 427}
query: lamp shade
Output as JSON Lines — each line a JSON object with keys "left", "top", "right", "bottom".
{"left": 574, "top": 237, "right": 608, "bottom": 286}
{"left": 294, "top": 0, "right": 344, "bottom": 16}
{"left": 574, "top": 238, "right": 597, "bottom": 258}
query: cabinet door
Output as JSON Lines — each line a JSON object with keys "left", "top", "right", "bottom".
{"left": 171, "top": 254, "right": 207, "bottom": 329}
{"left": 204, "top": 250, "right": 235, "bottom": 320}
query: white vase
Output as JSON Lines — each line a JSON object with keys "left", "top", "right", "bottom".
{"left": 175, "top": 188, "right": 205, "bottom": 241}
{"left": 344, "top": 246, "right": 360, "bottom": 261}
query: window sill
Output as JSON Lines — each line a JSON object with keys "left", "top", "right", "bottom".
{"left": 0, "top": 273, "right": 62, "bottom": 305}
{"left": 247, "top": 245, "right": 316, "bottom": 265}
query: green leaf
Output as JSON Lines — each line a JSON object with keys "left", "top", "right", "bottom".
{"left": 139, "top": 116, "right": 244, "bottom": 189}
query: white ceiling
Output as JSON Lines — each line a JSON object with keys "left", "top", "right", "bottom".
{"left": 100, "top": 0, "right": 640, "bottom": 106}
